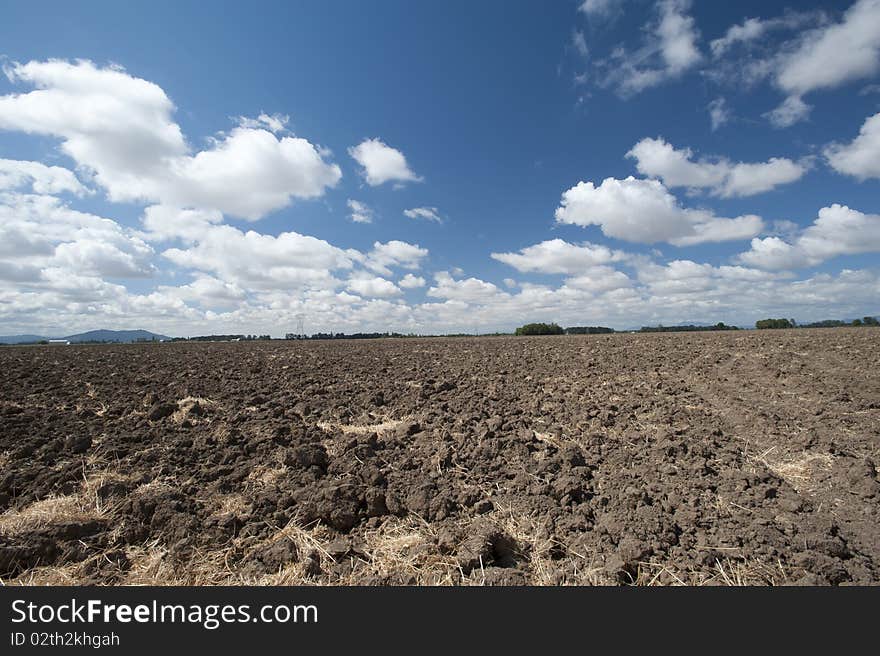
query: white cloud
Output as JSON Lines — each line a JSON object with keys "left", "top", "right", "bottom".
{"left": 764, "top": 0, "right": 880, "bottom": 127}
{"left": 52, "top": 239, "right": 153, "bottom": 279}
{"left": 162, "top": 275, "right": 246, "bottom": 306}
{"left": 346, "top": 275, "right": 401, "bottom": 298}
{"left": 564, "top": 266, "right": 632, "bottom": 293}
{"left": 0, "top": 159, "right": 90, "bottom": 196}
{"left": 347, "top": 199, "right": 374, "bottom": 224}
{"left": 579, "top": 0, "right": 620, "bottom": 16}
{"left": 3, "top": 57, "right": 879, "bottom": 338}
{"left": 739, "top": 204, "right": 880, "bottom": 270}
{"left": 554, "top": 176, "right": 763, "bottom": 246}
{"left": 639, "top": 258, "right": 785, "bottom": 285}
{"left": 491, "top": 238, "right": 627, "bottom": 274}
{"left": 160, "top": 126, "right": 342, "bottom": 220}
{"left": 1, "top": 198, "right": 877, "bottom": 335}
{"left": 0, "top": 60, "right": 341, "bottom": 220}
{"left": 403, "top": 206, "right": 442, "bottom": 223}
{"left": 348, "top": 138, "right": 422, "bottom": 186}
{"left": 603, "top": 0, "right": 702, "bottom": 96}
{"left": 140, "top": 205, "right": 224, "bottom": 243}
{"left": 627, "top": 137, "right": 807, "bottom": 197}
{"left": 427, "top": 271, "right": 507, "bottom": 304}
{"left": 162, "top": 224, "right": 355, "bottom": 291}
{"left": 363, "top": 240, "right": 429, "bottom": 276}
{"left": 825, "top": 111, "right": 880, "bottom": 180}
{"left": 236, "top": 113, "right": 289, "bottom": 133}
{"left": 776, "top": 0, "right": 880, "bottom": 97}
{"left": 656, "top": 0, "right": 702, "bottom": 73}
{"left": 572, "top": 30, "right": 589, "bottom": 58}
{"left": 399, "top": 273, "right": 426, "bottom": 289}
{"left": 710, "top": 17, "right": 769, "bottom": 57}
{"left": 0, "top": 59, "right": 187, "bottom": 192}
{"left": 710, "top": 12, "right": 823, "bottom": 58}
{"left": 765, "top": 95, "right": 811, "bottom": 128}
{"left": 707, "top": 97, "right": 730, "bottom": 131}
{"left": 736, "top": 236, "right": 806, "bottom": 270}
{"left": 0, "top": 192, "right": 155, "bottom": 281}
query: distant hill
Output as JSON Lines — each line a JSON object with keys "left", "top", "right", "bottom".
{"left": 0, "top": 329, "right": 171, "bottom": 344}
{"left": 0, "top": 334, "right": 48, "bottom": 344}
{"left": 63, "top": 329, "right": 171, "bottom": 343}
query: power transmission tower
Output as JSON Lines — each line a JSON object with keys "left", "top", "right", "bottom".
{"left": 296, "top": 314, "right": 305, "bottom": 338}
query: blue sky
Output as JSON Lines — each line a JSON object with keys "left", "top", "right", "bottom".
{"left": 0, "top": 0, "right": 878, "bottom": 335}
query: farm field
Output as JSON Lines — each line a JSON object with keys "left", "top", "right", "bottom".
{"left": 1, "top": 329, "right": 878, "bottom": 585}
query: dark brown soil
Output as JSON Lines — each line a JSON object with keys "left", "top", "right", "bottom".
{"left": 1, "top": 329, "right": 878, "bottom": 585}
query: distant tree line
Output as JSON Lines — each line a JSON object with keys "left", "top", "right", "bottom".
{"left": 639, "top": 322, "right": 739, "bottom": 333}
{"left": 171, "top": 334, "right": 271, "bottom": 342}
{"left": 513, "top": 321, "right": 745, "bottom": 336}
{"left": 565, "top": 326, "right": 614, "bottom": 334}
{"left": 756, "top": 317, "right": 878, "bottom": 329}
{"left": 288, "top": 332, "right": 409, "bottom": 340}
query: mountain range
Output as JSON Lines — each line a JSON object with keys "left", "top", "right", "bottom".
{"left": 0, "top": 329, "right": 171, "bottom": 344}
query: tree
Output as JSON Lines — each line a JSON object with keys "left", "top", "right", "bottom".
{"left": 514, "top": 322, "right": 564, "bottom": 336}
{"left": 852, "top": 318, "right": 863, "bottom": 326}
{"left": 565, "top": 326, "right": 614, "bottom": 334}
{"left": 863, "top": 316, "right": 879, "bottom": 326}
{"left": 756, "top": 318, "right": 793, "bottom": 330}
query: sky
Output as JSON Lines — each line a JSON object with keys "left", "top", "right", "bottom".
{"left": 0, "top": 0, "right": 878, "bottom": 336}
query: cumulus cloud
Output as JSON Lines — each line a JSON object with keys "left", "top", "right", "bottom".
{"left": 162, "top": 224, "right": 355, "bottom": 291}
{"left": 427, "top": 271, "right": 507, "bottom": 303}
{"left": 563, "top": 266, "right": 632, "bottom": 293}
{"left": 348, "top": 138, "right": 422, "bottom": 186}
{"left": 602, "top": 0, "right": 702, "bottom": 97}
{"left": 0, "top": 192, "right": 155, "bottom": 281}
{"left": 825, "top": 111, "right": 880, "bottom": 180}
{"left": 655, "top": 0, "right": 702, "bottom": 72}
{"left": 161, "top": 275, "right": 247, "bottom": 306}
{"left": 140, "top": 205, "right": 224, "bottom": 243}
{"left": 399, "top": 273, "right": 426, "bottom": 289}
{"left": 363, "top": 240, "right": 429, "bottom": 276}
{"left": 767, "top": 0, "right": 880, "bottom": 126}
{"left": 739, "top": 204, "right": 880, "bottom": 269}
{"left": 0, "top": 59, "right": 186, "bottom": 190}
{"left": 403, "top": 206, "right": 442, "bottom": 223}
{"left": 159, "top": 126, "right": 342, "bottom": 220}
{"left": 554, "top": 176, "right": 763, "bottom": 246}
{"left": 0, "top": 159, "right": 90, "bottom": 196}
{"left": 626, "top": 137, "right": 807, "bottom": 197}
{"left": 637, "top": 258, "right": 787, "bottom": 290}
{"left": 0, "top": 59, "right": 341, "bottom": 219}
{"left": 491, "top": 239, "right": 627, "bottom": 274}
{"left": 346, "top": 275, "right": 401, "bottom": 298}
{"left": 776, "top": 0, "right": 880, "bottom": 96}
{"left": 347, "top": 199, "right": 374, "bottom": 224}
